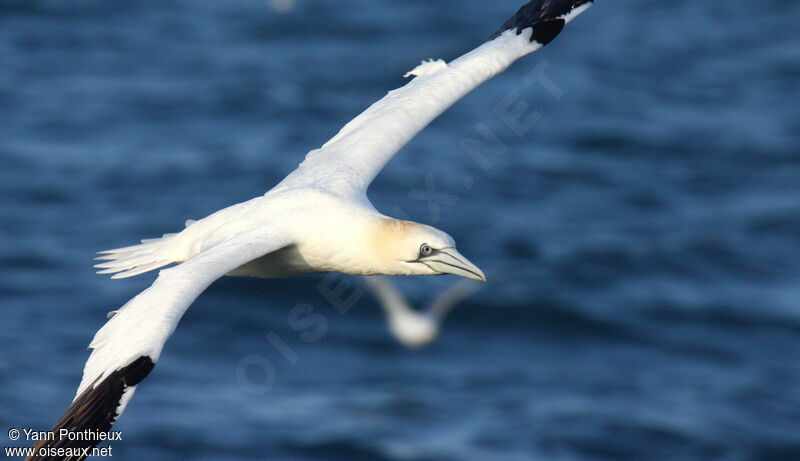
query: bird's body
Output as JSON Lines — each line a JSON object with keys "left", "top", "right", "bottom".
{"left": 129, "top": 190, "right": 381, "bottom": 278}
{"left": 28, "top": 1, "right": 597, "bottom": 459}
{"left": 99, "top": 189, "right": 461, "bottom": 280}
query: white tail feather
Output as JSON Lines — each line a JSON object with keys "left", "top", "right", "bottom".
{"left": 95, "top": 219, "right": 197, "bottom": 279}
{"left": 95, "top": 234, "right": 180, "bottom": 278}
{"left": 109, "top": 261, "right": 173, "bottom": 279}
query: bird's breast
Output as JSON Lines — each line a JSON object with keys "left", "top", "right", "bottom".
{"left": 228, "top": 244, "right": 317, "bottom": 278}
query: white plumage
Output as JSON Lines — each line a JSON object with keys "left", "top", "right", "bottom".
{"left": 29, "top": 2, "right": 596, "bottom": 457}
{"left": 81, "top": 27, "right": 549, "bottom": 397}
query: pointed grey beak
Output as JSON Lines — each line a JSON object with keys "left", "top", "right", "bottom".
{"left": 420, "top": 248, "right": 486, "bottom": 282}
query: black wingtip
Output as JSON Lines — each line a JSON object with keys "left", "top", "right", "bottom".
{"left": 26, "top": 357, "right": 154, "bottom": 461}
{"left": 489, "top": 0, "right": 594, "bottom": 44}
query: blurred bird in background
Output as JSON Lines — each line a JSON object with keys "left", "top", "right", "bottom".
{"left": 364, "top": 276, "right": 483, "bottom": 348}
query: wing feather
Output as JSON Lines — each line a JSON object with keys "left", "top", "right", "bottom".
{"left": 275, "top": 0, "right": 594, "bottom": 197}
{"left": 27, "top": 232, "right": 292, "bottom": 460}
{"left": 79, "top": 231, "right": 291, "bottom": 395}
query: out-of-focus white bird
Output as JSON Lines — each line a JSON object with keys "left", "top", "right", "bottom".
{"left": 364, "top": 276, "right": 482, "bottom": 348}
{"left": 29, "top": 1, "right": 596, "bottom": 458}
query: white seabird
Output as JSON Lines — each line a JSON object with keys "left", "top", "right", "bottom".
{"left": 29, "top": 1, "right": 596, "bottom": 458}
{"left": 364, "top": 276, "right": 482, "bottom": 348}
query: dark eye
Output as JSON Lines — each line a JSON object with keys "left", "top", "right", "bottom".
{"left": 419, "top": 244, "right": 433, "bottom": 257}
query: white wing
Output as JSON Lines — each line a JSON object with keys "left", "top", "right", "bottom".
{"left": 30, "top": 231, "right": 292, "bottom": 457}
{"left": 363, "top": 275, "right": 414, "bottom": 317}
{"left": 276, "top": 0, "right": 594, "bottom": 197}
{"left": 428, "top": 279, "right": 483, "bottom": 320}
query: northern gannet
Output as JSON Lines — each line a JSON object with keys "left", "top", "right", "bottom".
{"left": 29, "top": 1, "right": 596, "bottom": 458}
{"left": 364, "top": 276, "right": 482, "bottom": 348}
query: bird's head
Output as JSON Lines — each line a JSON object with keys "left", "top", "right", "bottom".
{"left": 370, "top": 219, "right": 486, "bottom": 281}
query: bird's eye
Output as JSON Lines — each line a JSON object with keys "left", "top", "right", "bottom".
{"left": 419, "top": 244, "right": 433, "bottom": 257}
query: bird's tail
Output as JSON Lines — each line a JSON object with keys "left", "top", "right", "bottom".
{"left": 93, "top": 237, "right": 176, "bottom": 279}
{"left": 93, "top": 219, "right": 198, "bottom": 279}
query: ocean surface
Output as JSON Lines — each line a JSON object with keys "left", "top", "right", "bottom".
{"left": 2, "top": 1, "right": 799, "bottom": 460}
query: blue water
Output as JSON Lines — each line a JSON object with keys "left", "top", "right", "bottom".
{"left": 2, "top": 0, "right": 800, "bottom": 460}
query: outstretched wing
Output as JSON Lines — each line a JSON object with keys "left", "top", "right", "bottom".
{"left": 28, "top": 232, "right": 292, "bottom": 461}
{"left": 276, "top": 0, "right": 595, "bottom": 197}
